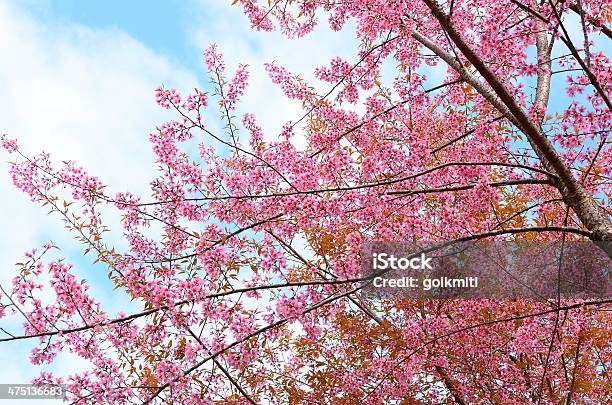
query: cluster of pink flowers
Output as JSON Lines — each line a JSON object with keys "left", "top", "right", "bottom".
{"left": 154, "top": 86, "right": 182, "bottom": 109}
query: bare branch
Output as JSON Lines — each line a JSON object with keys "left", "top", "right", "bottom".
{"left": 569, "top": 2, "right": 612, "bottom": 40}
{"left": 387, "top": 178, "right": 555, "bottom": 196}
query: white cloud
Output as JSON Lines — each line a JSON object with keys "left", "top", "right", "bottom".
{"left": 0, "top": 0, "right": 199, "bottom": 268}
{"left": 0, "top": 0, "right": 197, "bottom": 391}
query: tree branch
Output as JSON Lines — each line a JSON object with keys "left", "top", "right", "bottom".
{"left": 387, "top": 178, "right": 555, "bottom": 196}
{"left": 547, "top": 0, "right": 612, "bottom": 111}
{"left": 417, "top": 0, "right": 612, "bottom": 248}
{"left": 569, "top": 2, "right": 612, "bottom": 40}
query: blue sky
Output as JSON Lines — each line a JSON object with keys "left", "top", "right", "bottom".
{"left": 22, "top": 0, "right": 203, "bottom": 72}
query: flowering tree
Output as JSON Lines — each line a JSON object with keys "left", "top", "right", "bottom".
{"left": 1, "top": 0, "right": 611, "bottom": 403}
